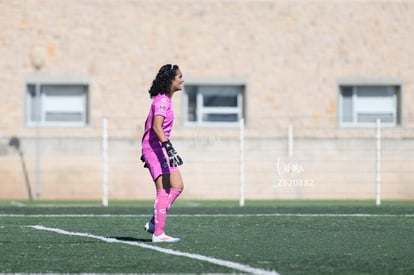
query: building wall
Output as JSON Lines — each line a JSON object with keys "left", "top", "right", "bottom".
{"left": 0, "top": 0, "right": 413, "bottom": 200}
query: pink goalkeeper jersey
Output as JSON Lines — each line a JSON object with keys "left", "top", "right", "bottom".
{"left": 141, "top": 94, "right": 174, "bottom": 154}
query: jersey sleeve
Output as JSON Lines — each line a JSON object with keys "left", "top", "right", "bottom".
{"left": 152, "top": 96, "right": 170, "bottom": 117}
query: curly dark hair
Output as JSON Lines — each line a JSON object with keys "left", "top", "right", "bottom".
{"left": 148, "top": 64, "right": 179, "bottom": 98}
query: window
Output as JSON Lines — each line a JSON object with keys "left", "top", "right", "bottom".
{"left": 26, "top": 80, "right": 89, "bottom": 127}
{"left": 184, "top": 84, "right": 245, "bottom": 126}
{"left": 339, "top": 84, "right": 401, "bottom": 127}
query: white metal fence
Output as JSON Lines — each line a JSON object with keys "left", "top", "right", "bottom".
{"left": 0, "top": 116, "right": 413, "bottom": 204}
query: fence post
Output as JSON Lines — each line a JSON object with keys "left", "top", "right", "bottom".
{"left": 239, "top": 118, "right": 245, "bottom": 207}
{"left": 102, "top": 117, "right": 109, "bottom": 207}
{"left": 35, "top": 81, "right": 41, "bottom": 199}
{"left": 375, "top": 119, "right": 381, "bottom": 206}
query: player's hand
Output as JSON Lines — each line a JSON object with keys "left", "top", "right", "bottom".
{"left": 140, "top": 155, "right": 148, "bottom": 168}
{"left": 162, "top": 140, "right": 183, "bottom": 167}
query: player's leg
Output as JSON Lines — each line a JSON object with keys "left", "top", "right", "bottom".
{"left": 152, "top": 175, "right": 168, "bottom": 236}
{"left": 142, "top": 151, "right": 182, "bottom": 242}
{"left": 152, "top": 172, "right": 183, "bottom": 227}
{"left": 145, "top": 171, "right": 182, "bottom": 234}
{"left": 151, "top": 174, "right": 180, "bottom": 242}
{"left": 142, "top": 150, "right": 166, "bottom": 235}
{"left": 167, "top": 170, "right": 183, "bottom": 212}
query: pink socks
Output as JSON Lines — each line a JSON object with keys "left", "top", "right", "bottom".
{"left": 152, "top": 188, "right": 182, "bottom": 236}
{"left": 167, "top": 188, "right": 182, "bottom": 211}
{"left": 153, "top": 189, "right": 169, "bottom": 236}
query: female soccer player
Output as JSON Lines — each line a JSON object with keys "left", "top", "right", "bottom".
{"left": 141, "top": 64, "right": 184, "bottom": 243}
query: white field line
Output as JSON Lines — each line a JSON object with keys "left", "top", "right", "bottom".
{"left": 2, "top": 213, "right": 414, "bottom": 218}
{"left": 28, "top": 225, "right": 279, "bottom": 275}
{"left": 10, "top": 200, "right": 26, "bottom": 207}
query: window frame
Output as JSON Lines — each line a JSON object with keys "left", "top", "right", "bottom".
{"left": 25, "top": 76, "right": 90, "bottom": 127}
{"left": 182, "top": 77, "right": 247, "bottom": 127}
{"left": 337, "top": 79, "right": 402, "bottom": 128}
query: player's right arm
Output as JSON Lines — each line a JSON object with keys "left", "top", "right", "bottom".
{"left": 152, "top": 115, "right": 183, "bottom": 166}
{"left": 152, "top": 115, "right": 168, "bottom": 143}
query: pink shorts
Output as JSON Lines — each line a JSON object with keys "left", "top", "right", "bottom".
{"left": 142, "top": 148, "right": 179, "bottom": 181}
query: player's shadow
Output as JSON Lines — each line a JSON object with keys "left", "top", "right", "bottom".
{"left": 109, "top": 236, "right": 152, "bottom": 243}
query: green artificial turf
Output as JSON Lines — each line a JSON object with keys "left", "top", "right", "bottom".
{"left": 0, "top": 200, "right": 413, "bottom": 274}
